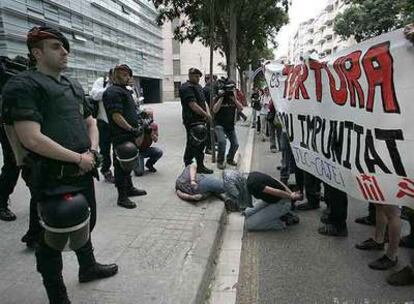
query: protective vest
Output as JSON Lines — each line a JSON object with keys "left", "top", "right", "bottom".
{"left": 23, "top": 70, "right": 90, "bottom": 153}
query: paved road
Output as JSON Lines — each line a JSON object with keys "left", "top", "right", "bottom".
{"left": 236, "top": 133, "right": 413, "bottom": 304}
{"left": 0, "top": 102, "right": 225, "bottom": 304}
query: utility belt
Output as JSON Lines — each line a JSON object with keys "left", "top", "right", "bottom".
{"left": 47, "top": 161, "right": 82, "bottom": 179}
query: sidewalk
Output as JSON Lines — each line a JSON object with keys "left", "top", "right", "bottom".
{"left": 0, "top": 102, "right": 249, "bottom": 304}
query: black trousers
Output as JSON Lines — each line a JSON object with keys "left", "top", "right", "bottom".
{"left": 113, "top": 150, "right": 133, "bottom": 192}
{"left": 304, "top": 172, "right": 321, "bottom": 207}
{"left": 35, "top": 175, "right": 97, "bottom": 286}
{"left": 0, "top": 126, "right": 20, "bottom": 209}
{"left": 183, "top": 125, "right": 206, "bottom": 167}
{"left": 324, "top": 183, "right": 348, "bottom": 228}
{"left": 97, "top": 120, "right": 112, "bottom": 174}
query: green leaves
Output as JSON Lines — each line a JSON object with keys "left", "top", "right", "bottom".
{"left": 334, "top": 0, "right": 414, "bottom": 42}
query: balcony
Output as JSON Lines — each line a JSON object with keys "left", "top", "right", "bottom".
{"left": 324, "top": 28, "right": 334, "bottom": 39}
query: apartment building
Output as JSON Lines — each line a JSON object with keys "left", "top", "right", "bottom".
{"left": 0, "top": 0, "right": 163, "bottom": 102}
{"left": 162, "top": 19, "right": 226, "bottom": 102}
{"left": 288, "top": 0, "right": 356, "bottom": 62}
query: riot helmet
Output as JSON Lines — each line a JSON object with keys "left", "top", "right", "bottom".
{"left": 189, "top": 123, "right": 207, "bottom": 146}
{"left": 38, "top": 192, "right": 90, "bottom": 251}
{"left": 115, "top": 141, "right": 139, "bottom": 172}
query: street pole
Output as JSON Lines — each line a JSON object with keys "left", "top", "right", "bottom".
{"left": 209, "top": 0, "right": 216, "bottom": 163}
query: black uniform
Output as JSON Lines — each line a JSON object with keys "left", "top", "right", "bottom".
{"left": 203, "top": 83, "right": 213, "bottom": 151}
{"left": 2, "top": 70, "right": 100, "bottom": 300}
{"left": 180, "top": 80, "right": 208, "bottom": 166}
{"left": 103, "top": 84, "right": 140, "bottom": 191}
{"left": 0, "top": 125, "right": 20, "bottom": 212}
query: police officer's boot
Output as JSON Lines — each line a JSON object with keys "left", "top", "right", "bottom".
{"left": 76, "top": 239, "right": 118, "bottom": 283}
{"left": 126, "top": 177, "right": 147, "bottom": 197}
{"left": 43, "top": 275, "right": 71, "bottom": 304}
{"left": 117, "top": 181, "right": 137, "bottom": 209}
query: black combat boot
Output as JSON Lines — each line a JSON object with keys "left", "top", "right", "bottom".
{"left": 76, "top": 240, "right": 119, "bottom": 283}
{"left": 117, "top": 186, "right": 137, "bottom": 209}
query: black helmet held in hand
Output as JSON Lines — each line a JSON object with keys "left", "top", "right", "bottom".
{"left": 38, "top": 192, "right": 90, "bottom": 251}
{"left": 114, "top": 141, "right": 139, "bottom": 172}
{"left": 189, "top": 123, "right": 207, "bottom": 146}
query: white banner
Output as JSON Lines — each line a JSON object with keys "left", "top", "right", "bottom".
{"left": 264, "top": 29, "right": 414, "bottom": 207}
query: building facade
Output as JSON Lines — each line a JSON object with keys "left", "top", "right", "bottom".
{"left": 0, "top": 0, "right": 163, "bottom": 102}
{"left": 288, "top": 0, "right": 356, "bottom": 63}
{"left": 162, "top": 19, "right": 227, "bottom": 102}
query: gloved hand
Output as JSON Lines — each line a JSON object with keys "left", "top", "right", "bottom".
{"left": 129, "top": 126, "right": 143, "bottom": 138}
{"left": 89, "top": 150, "right": 103, "bottom": 168}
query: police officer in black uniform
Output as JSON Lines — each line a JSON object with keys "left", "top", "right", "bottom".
{"left": 103, "top": 64, "right": 147, "bottom": 209}
{"left": 2, "top": 27, "right": 118, "bottom": 304}
{"left": 180, "top": 68, "right": 213, "bottom": 174}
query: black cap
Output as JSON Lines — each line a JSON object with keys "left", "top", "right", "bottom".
{"left": 27, "top": 26, "right": 70, "bottom": 53}
{"left": 189, "top": 68, "right": 202, "bottom": 76}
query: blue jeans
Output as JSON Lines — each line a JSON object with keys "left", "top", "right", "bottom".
{"left": 280, "top": 132, "right": 296, "bottom": 181}
{"left": 244, "top": 199, "right": 291, "bottom": 231}
{"left": 215, "top": 125, "right": 239, "bottom": 164}
{"left": 197, "top": 175, "right": 225, "bottom": 194}
{"left": 134, "top": 146, "right": 163, "bottom": 175}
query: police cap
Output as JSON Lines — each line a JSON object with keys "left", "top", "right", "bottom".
{"left": 27, "top": 26, "right": 70, "bottom": 53}
{"left": 188, "top": 68, "right": 202, "bottom": 77}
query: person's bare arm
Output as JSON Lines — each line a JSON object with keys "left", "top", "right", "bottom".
{"left": 189, "top": 164, "right": 197, "bottom": 183}
{"left": 14, "top": 121, "right": 95, "bottom": 171}
{"left": 232, "top": 92, "right": 244, "bottom": 112}
{"left": 112, "top": 112, "right": 134, "bottom": 131}
{"left": 263, "top": 186, "right": 293, "bottom": 199}
{"left": 212, "top": 96, "right": 224, "bottom": 113}
{"left": 85, "top": 116, "right": 99, "bottom": 151}
{"left": 188, "top": 101, "right": 212, "bottom": 121}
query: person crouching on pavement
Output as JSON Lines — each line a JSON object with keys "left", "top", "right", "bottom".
{"left": 244, "top": 171, "right": 302, "bottom": 231}
{"left": 103, "top": 64, "right": 147, "bottom": 209}
{"left": 212, "top": 78, "right": 242, "bottom": 170}
{"left": 134, "top": 110, "right": 163, "bottom": 176}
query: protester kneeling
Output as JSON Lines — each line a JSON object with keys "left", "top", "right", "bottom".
{"left": 243, "top": 172, "right": 301, "bottom": 231}
{"left": 175, "top": 164, "right": 239, "bottom": 211}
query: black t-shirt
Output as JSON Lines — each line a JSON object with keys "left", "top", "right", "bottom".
{"left": 179, "top": 81, "right": 207, "bottom": 126}
{"left": 2, "top": 71, "right": 91, "bottom": 154}
{"left": 246, "top": 171, "right": 285, "bottom": 204}
{"left": 214, "top": 94, "right": 236, "bottom": 130}
{"left": 103, "top": 84, "right": 140, "bottom": 145}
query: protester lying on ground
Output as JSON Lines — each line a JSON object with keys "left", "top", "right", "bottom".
{"left": 175, "top": 164, "right": 239, "bottom": 211}
{"left": 356, "top": 204, "right": 401, "bottom": 271}
{"left": 243, "top": 171, "right": 302, "bottom": 231}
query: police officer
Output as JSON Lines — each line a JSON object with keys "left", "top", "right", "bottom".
{"left": 179, "top": 68, "right": 213, "bottom": 174}
{"left": 103, "top": 64, "right": 147, "bottom": 209}
{"left": 2, "top": 26, "right": 118, "bottom": 303}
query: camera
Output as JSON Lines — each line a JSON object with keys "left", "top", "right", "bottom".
{"left": 215, "top": 77, "right": 236, "bottom": 98}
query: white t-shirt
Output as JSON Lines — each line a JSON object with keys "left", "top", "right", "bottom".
{"left": 260, "top": 94, "right": 271, "bottom": 115}
{"left": 90, "top": 77, "right": 110, "bottom": 123}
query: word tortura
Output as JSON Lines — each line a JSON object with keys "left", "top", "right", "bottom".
{"left": 273, "top": 41, "right": 400, "bottom": 114}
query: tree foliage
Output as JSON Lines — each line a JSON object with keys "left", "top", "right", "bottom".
{"left": 149, "top": 0, "right": 288, "bottom": 78}
{"left": 334, "top": 0, "right": 414, "bottom": 42}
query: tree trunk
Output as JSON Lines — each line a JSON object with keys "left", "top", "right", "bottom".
{"left": 228, "top": 0, "right": 237, "bottom": 81}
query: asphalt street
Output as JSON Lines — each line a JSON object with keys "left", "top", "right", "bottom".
{"left": 236, "top": 131, "right": 414, "bottom": 304}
